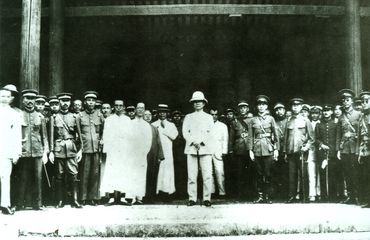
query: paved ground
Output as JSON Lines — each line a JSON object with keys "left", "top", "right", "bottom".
{"left": 1, "top": 203, "right": 370, "bottom": 238}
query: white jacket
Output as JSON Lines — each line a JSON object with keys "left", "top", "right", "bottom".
{"left": 0, "top": 105, "right": 22, "bottom": 159}
{"left": 213, "top": 121, "right": 228, "bottom": 160}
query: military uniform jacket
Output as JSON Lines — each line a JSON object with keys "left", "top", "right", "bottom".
{"left": 248, "top": 114, "right": 279, "bottom": 157}
{"left": 76, "top": 110, "right": 104, "bottom": 153}
{"left": 229, "top": 117, "right": 251, "bottom": 155}
{"left": 21, "top": 109, "right": 48, "bottom": 158}
{"left": 283, "top": 114, "right": 314, "bottom": 154}
{"left": 182, "top": 111, "right": 215, "bottom": 155}
{"left": 336, "top": 108, "right": 361, "bottom": 154}
{"left": 275, "top": 118, "right": 288, "bottom": 152}
{"left": 315, "top": 118, "right": 337, "bottom": 158}
{"left": 50, "top": 111, "right": 81, "bottom": 158}
{"left": 359, "top": 109, "right": 370, "bottom": 156}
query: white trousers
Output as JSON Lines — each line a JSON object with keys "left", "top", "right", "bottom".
{"left": 307, "top": 150, "right": 318, "bottom": 198}
{"left": 211, "top": 157, "right": 226, "bottom": 195}
{"left": 187, "top": 154, "right": 212, "bottom": 202}
{"left": 0, "top": 158, "right": 13, "bottom": 207}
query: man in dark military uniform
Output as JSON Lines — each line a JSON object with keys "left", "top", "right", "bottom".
{"left": 284, "top": 98, "right": 315, "bottom": 203}
{"left": 248, "top": 96, "right": 279, "bottom": 203}
{"left": 16, "top": 89, "right": 49, "bottom": 211}
{"left": 336, "top": 89, "right": 362, "bottom": 205}
{"left": 315, "top": 104, "right": 338, "bottom": 202}
{"left": 273, "top": 103, "right": 289, "bottom": 200}
{"left": 172, "top": 110, "right": 187, "bottom": 199}
{"left": 76, "top": 91, "right": 104, "bottom": 205}
{"left": 49, "top": 93, "right": 82, "bottom": 208}
{"left": 358, "top": 91, "right": 370, "bottom": 208}
{"left": 229, "top": 100, "right": 253, "bottom": 199}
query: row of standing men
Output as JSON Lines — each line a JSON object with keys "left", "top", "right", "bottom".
{"left": 1, "top": 85, "right": 370, "bottom": 215}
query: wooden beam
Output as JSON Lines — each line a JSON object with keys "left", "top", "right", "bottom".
{"left": 2, "top": 4, "right": 346, "bottom": 18}
{"left": 20, "top": 0, "right": 41, "bottom": 91}
{"left": 64, "top": 5, "right": 345, "bottom": 17}
{"left": 346, "top": 0, "right": 362, "bottom": 95}
{"left": 49, "top": 0, "right": 65, "bottom": 96}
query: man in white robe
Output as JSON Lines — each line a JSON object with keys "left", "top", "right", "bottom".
{"left": 153, "top": 104, "right": 178, "bottom": 198}
{"left": 101, "top": 100, "right": 133, "bottom": 205}
{"left": 125, "top": 102, "right": 152, "bottom": 204}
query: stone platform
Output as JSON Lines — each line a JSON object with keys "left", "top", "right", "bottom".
{"left": 1, "top": 202, "right": 370, "bottom": 238}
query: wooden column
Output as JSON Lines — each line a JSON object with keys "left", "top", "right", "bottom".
{"left": 346, "top": 0, "right": 362, "bottom": 94}
{"left": 20, "top": 0, "right": 41, "bottom": 91}
{"left": 49, "top": 0, "right": 64, "bottom": 95}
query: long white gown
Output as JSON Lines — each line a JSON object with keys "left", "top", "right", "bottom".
{"left": 100, "top": 114, "right": 132, "bottom": 194}
{"left": 152, "top": 119, "right": 178, "bottom": 194}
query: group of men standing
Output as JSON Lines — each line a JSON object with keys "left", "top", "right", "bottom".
{"left": 1, "top": 84, "right": 370, "bottom": 215}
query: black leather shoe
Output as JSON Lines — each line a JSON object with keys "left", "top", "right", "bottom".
{"left": 134, "top": 200, "right": 143, "bottom": 205}
{"left": 341, "top": 197, "right": 358, "bottom": 205}
{"left": 1, "top": 207, "right": 14, "bottom": 215}
{"left": 286, "top": 197, "right": 296, "bottom": 204}
{"left": 14, "top": 205, "right": 24, "bottom": 211}
{"left": 265, "top": 195, "right": 272, "bottom": 204}
{"left": 203, "top": 200, "right": 212, "bottom": 207}
{"left": 71, "top": 201, "right": 83, "bottom": 209}
{"left": 32, "top": 206, "right": 44, "bottom": 211}
{"left": 187, "top": 200, "right": 196, "bottom": 206}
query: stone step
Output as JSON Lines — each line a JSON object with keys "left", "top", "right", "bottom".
{"left": 1, "top": 203, "right": 370, "bottom": 237}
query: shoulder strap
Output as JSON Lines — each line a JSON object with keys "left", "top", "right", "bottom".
{"left": 56, "top": 114, "right": 72, "bottom": 134}
{"left": 238, "top": 118, "right": 248, "bottom": 130}
{"left": 343, "top": 113, "right": 356, "bottom": 133}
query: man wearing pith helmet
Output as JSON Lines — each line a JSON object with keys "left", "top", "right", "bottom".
{"left": 182, "top": 91, "right": 214, "bottom": 207}
{"left": 248, "top": 95, "right": 279, "bottom": 204}
{"left": 336, "top": 89, "right": 361, "bottom": 205}
{"left": 76, "top": 91, "right": 104, "bottom": 206}
{"left": 358, "top": 91, "right": 370, "bottom": 208}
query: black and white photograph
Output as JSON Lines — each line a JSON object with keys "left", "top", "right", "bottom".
{"left": 0, "top": 0, "right": 370, "bottom": 239}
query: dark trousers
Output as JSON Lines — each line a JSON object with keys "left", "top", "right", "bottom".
{"left": 146, "top": 157, "right": 159, "bottom": 198}
{"left": 228, "top": 154, "right": 255, "bottom": 199}
{"left": 288, "top": 153, "right": 304, "bottom": 198}
{"left": 17, "top": 157, "right": 43, "bottom": 207}
{"left": 174, "top": 151, "right": 188, "bottom": 199}
{"left": 255, "top": 156, "right": 273, "bottom": 196}
{"left": 272, "top": 153, "right": 289, "bottom": 200}
{"left": 79, "top": 153, "right": 100, "bottom": 201}
{"left": 319, "top": 157, "right": 340, "bottom": 201}
{"left": 341, "top": 153, "right": 360, "bottom": 198}
{"left": 359, "top": 156, "right": 370, "bottom": 203}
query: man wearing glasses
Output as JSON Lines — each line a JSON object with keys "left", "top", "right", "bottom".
{"left": 336, "top": 89, "right": 362, "bottom": 205}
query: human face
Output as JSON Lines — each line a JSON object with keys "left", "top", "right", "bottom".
{"left": 85, "top": 97, "right": 96, "bottom": 111}
{"left": 23, "top": 96, "right": 36, "bottom": 109}
{"left": 102, "top": 103, "right": 112, "bottom": 117}
{"left": 35, "top": 101, "right": 45, "bottom": 112}
{"left": 73, "top": 100, "right": 82, "bottom": 112}
{"left": 362, "top": 96, "right": 370, "bottom": 110}
{"left": 310, "top": 112, "right": 320, "bottom": 121}
{"left": 50, "top": 102, "right": 60, "bottom": 113}
{"left": 257, "top": 102, "right": 268, "bottom": 114}
{"left": 275, "top": 107, "right": 285, "bottom": 118}
{"left": 143, "top": 110, "right": 152, "bottom": 122}
{"left": 334, "top": 106, "right": 342, "bottom": 117}
{"left": 0, "top": 90, "right": 11, "bottom": 105}
{"left": 173, "top": 113, "right": 181, "bottom": 122}
{"left": 136, "top": 104, "right": 145, "bottom": 117}
{"left": 286, "top": 111, "right": 292, "bottom": 118}
{"left": 226, "top": 112, "right": 235, "bottom": 121}
{"left": 239, "top": 106, "right": 249, "bottom": 116}
{"left": 158, "top": 111, "right": 167, "bottom": 120}
{"left": 341, "top": 97, "right": 353, "bottom": 109}
{"left": 292, "top": 104, "right": 302, "bottom": 115}
{"left": 114, "top": 101, "right": 124, "bottom": 115}
{"left": 210, "top": 110, "right": 218, "bottom": 122}
{"left": 60, "top": 99, "right": 71, "bottom": 112}
{"left": 323, "top": 110, "right": 333, "bottom": 119}
{"left": 193, "top": 101, "right": 205, "bottom": 111}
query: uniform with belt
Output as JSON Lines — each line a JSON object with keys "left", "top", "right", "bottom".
{"left": 49, "top": 93, "right": 82, "bottom": 208}
{"left": 248, "top": 96, "right": 279, "bottom": 203}
{"left": 336, "top": 89, "right": 361, "bottom": 204}
{"left": 76, "top": 91, "right": 104, "bottom": 205}
{"left": 17, "top": 89, "right": 49, "bottom": 210}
